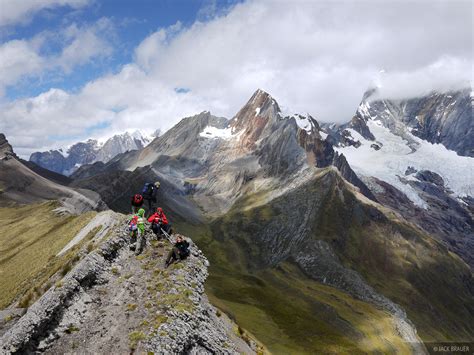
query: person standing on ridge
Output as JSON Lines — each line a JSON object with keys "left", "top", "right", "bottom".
{"left": 148, "top": 207, "right": 171, "bottom": 238}
{"left": 142, "top": 181, "right": 160, "bottom": 215}
{"left": 129, "top": 208, "right": 146, "bottom": 255}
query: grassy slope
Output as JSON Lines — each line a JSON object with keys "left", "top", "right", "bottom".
{"left": 315, "top": 181, "right": 474, "bottom": 342}
{"left": 176, "top": 170, "right": 473, "bottom": 353}
{"left": 0, "top": 202, "right": 96, "bottom": 309}
{"left": 178, "top": 222, "right": 412, "bottom": 354}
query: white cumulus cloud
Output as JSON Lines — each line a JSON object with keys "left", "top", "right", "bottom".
{"left": 1, "top": 0, "right": 471, "bottom": 158}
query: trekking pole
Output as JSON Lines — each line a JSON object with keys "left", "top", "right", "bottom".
{"left": 160, "top": 227, "right": 173, "bottom": 243}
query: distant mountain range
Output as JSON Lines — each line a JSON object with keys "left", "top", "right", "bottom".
{"left": 0, "top": 134, "right": 104, "bottom": 212}
{"left": 29, "top": 130, "right": 156, "bottom": 175}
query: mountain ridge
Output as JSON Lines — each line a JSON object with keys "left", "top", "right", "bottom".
{"left": 30, "top": 130, "right": 153, "bottom": 176}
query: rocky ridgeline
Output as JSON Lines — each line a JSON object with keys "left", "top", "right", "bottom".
{"left": 0, "top": 134, "right": 16, "bottom": 160}
{"left": 0, "top": 221, "right": 256, "bottom": 354}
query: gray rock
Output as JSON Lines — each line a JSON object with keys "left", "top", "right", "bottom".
{"left": 415, "top": 170, "right": 444, "bottom": 187}
{"left": 405, "top": 166, "right": 417, "bottom": 175}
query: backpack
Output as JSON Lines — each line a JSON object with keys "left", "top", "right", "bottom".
{"left": 142, "top": 183, "right": 154, "bottom": 196}
{"left": 133, "top": 194, "right": 143, "bottom": 205}
{"left": 129, "top": 216, "right": 138, "bottom": 231}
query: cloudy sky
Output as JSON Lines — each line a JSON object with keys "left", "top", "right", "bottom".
{"left": 0, "top": 0, "right": 471, "bottom": 158}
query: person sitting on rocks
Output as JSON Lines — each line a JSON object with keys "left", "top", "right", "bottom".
{"left": 165, "top": 235, "right": 190, "bottom": 268}
{"left": 147, "top": 207, "right": 171, "bottom": 238}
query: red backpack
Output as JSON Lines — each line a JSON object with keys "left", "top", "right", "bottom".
{"left": 133, "top": 194, "right": 143, "bottom": 205}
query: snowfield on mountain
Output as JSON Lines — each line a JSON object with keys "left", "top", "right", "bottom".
{"left": 335, "top": 119, "right": 474, "bottom": 207}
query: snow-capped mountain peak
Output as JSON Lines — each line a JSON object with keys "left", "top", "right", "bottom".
{"left": 30, "top": 129, "right": 154, "bottom": 176}
{"left": 328, "top": 87, "right": 473, "bottom": 208}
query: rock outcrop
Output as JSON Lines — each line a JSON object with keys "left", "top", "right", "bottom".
{"left": 0, "top": 134, "right": 16, "bottom": 160}
{"left": 0, "top": 220, "right": 256, "bottom": 354}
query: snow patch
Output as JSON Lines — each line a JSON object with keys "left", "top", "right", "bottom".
{"left": 345, "top": 128, "right": 364, "bottom": 142}
{"left": 199, "top": 125, "right": 234, "bottom": 140}
{"left": 255, "top": 107, "right": 261, "bottom": 116}
{"left": 58, "top": 148, "right": 69, "bottom": 158}
{"left": 335, "top": 121, "right": 474, "bottom": 207}
{"left": 291, "top": 114, "right": 313, "bottom": 133}
{"left": 357, "top": 101, "right": 372, "bottom": 118}
{"left": 319, "top": 131, "right": 328, "bottom": 140}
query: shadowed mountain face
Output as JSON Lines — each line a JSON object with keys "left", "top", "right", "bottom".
{"left": 70, "top": 89, "right": 474, "bottom": 352}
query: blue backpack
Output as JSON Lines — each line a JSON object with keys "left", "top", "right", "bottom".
{"left": 142, "top": 182, "right": 156, "bottom": 198}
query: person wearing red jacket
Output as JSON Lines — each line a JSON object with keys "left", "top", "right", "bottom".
{"left": 148, "top": 207, "right": 171, "bottom": 237}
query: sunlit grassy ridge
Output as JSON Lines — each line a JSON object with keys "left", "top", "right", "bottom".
{"left": 177, "top": 170, "right": 473, "bottom": 353}
{"left": 0, "top": 201, "right": 96, "bottom": 309}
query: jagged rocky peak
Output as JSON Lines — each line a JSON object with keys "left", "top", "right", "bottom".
{"left": 230, "top": 89, "right": 282, "bottom": 149}
{"left": 0, "top": 133, "right": 15, "bottom": 160}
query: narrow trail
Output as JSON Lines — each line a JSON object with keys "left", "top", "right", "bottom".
{"left": 43, "top": 236, "right": 168, "bottom": 353}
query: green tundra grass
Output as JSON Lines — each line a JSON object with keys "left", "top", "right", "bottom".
{"left": 0, "top": 201, "right": 96, "bottom": 309}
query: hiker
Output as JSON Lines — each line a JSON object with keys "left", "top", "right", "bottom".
{"left": 130, "top": 193, "right": 144, "bottom": 214}
{"left": 148, "top": 207, "right": 171, "bottom": 238}
{"left": 142, "top": 181, "right": 160, "bottom": 214}
{"left": 165, "top": 235, "right": 190, "bottom": 268}
{"left": 129, "top": 208, "right": 146, "bottom": 255}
